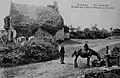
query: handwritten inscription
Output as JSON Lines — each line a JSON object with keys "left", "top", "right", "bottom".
{"left": 71, "top": 3, "right": 114, "bottom": 9}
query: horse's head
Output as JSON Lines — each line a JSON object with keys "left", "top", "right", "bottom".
{"left": 87, "top": 48, "right": 101, "bottom": 61}
{"left": 76, "top": 49, "right": 82, "bottom": 54}
{"left": 75, "top": 49, "right": 82, "bottom": 53}
{"left": 93, "top": 50, "right": 101, "bottom": 61}
{"left": 77, "top": 49, "right": 82, "bottom": 53}
{"left": 71, "top": 48, "right": 83, "bottom": 57}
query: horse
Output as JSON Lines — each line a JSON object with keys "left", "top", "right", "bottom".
{"left": 71, "top": 48, "right": 101, "bottom": 68}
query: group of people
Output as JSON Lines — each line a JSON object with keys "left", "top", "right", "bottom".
{"left": 58, "top": 40, "right": 112, "bottom": 67}
{"left": 58, "top": 40, "right": 90, "bottom": 64}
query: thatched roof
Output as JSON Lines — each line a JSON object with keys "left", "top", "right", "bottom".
{"left": 10, "top": 3, "right": 64, "bottom": 27}
{"left": 9, "top": 2, "right": 64, "bottom": 36}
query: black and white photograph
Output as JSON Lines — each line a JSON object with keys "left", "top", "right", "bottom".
{"left": 0, "top": 0, "right": 120, "bottom": 78}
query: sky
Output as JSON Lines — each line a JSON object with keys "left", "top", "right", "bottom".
{"left": 0, "top": 0, "right": 120, "bottom": 30}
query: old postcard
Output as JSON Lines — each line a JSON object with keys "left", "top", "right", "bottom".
{"left": 0, "top": 0, "right": 120, "bottom": 78}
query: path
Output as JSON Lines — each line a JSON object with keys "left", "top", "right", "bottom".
{"left": 1, "top": 40, "right": 120, "bottom": 78}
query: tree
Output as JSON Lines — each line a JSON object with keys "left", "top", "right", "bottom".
{"left": 84, "top": 28, "right": 91, "bottom": 32}
{"left": 69, "top": 25, "right": 73, "bottom": 29}
{"left": 83, "top": 28, "right": 93, "bottom": 39}
{"left": 77, "top": 26, "right": 81, "bottom": 31}
{"left": 91, "top": 25, "right": 99, "bottom": 32}
{"left": 90, "top": 25, "right": 102, "bottom": 38}
{"left": 112, "top": 28, "right": 120, "bottom": 36}
{"left": 110, "top": 27, "right": 113, "bottom": 31}
{"left": 100, "top": 28, "right": 110, "bottom": 38}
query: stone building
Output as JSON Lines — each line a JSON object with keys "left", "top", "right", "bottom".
{"left": 4, "top": 1, "right": 65, "bottom": 42}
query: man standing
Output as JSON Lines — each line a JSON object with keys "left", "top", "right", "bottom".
{"left": 106, "top": 46, "right": 111, "bottom": 55}
{"left": 105, "top": 46, "right": 111, "bottom": 67}
{"left": 59, "top": 43, "right": 65, "bottom": 64}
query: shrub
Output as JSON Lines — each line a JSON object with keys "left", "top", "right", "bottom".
{"left": 0, "top": 38, "right": 59, "bottom": 67}
{"left": 85, "top": 69, "right": 120, "bottom": 78}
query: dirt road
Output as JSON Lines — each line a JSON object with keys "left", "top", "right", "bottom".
{"left": 1, "top": 40, "right": 120, "bottom": 78}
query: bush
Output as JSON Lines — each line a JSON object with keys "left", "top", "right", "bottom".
{"left": 85, "top": 69, "right": 120, "bottom": 78}
{"left": 0, "top": 38, "right": 59, "bottom": 67}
